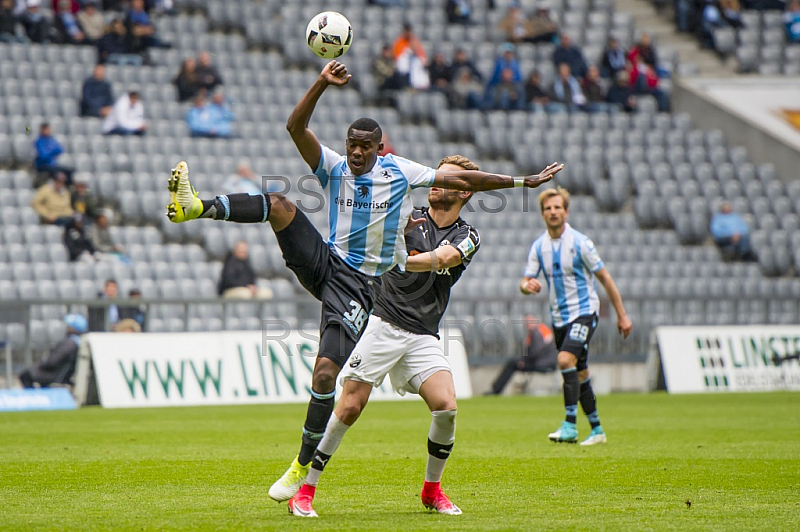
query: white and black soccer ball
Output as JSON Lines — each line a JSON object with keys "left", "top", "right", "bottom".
{"left": 306, "top": 11, "right": 353, "bottom": 59}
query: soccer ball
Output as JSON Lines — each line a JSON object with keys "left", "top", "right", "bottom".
{"left": 305, "top": 11, "right": 353, "bottom": 59}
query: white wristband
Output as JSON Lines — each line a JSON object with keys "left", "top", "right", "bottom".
{"left": 513, "top": 177, "right": 525, "bottom": 188}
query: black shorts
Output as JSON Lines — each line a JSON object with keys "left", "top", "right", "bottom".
{"left": 274, "top": 209, "right": 379, "bottom": 367}
{"left": 553, "top": 314, "right": 598, "bottom": 372}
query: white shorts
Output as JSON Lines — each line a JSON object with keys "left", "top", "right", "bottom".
{"left": 338, "top": 316, "right": 452, "bottom": 396}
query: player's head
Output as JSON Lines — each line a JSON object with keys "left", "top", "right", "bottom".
{"left": 430, "top": 155, "right": 478, "bottom": 212}
{"left": 346, "top": 118, "right": 383, "bottom": 176}
{"left": 538, "top": 187, "right": 570, "bottom": 231}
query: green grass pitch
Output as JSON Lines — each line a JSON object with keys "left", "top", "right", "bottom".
{"left": 1, "top": 392, "right": 798, "bottom": 531}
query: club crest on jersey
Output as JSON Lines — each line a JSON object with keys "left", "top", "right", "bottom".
{"left": 349, "top": 353, "right": 362, "bottom": 368}
{"left": 380, "top": 168, "right": 393, "bottom": 179}
{"left": 357, "top": 185, "right": 369, "bottom": 198}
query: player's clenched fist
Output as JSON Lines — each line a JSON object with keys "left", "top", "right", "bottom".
{"left": 519, "top": 277, "right": 541, "bottom": 295}
{"left": 321, "top": 60, "right": 351, "bottom": 85}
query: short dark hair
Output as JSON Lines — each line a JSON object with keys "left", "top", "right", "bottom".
{"left": 129, "top": 91, "right": 140, "bottom": 99}
{"left": 105, "top": 279, "right": 118, "bottom": 286}
{"left": 348, "top": 118, "right": 382, "bottom": 142}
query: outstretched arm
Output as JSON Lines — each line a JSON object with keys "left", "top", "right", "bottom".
{"left": 286, "top": 61, "right": 351, "bottom": 171}
{"left": 432, "top": 162, "right": 564, "bottom": 192}
{"left": 594, "top": 268, "right": 632, "bottom": 338}
{"left": 405, "top": 246, "right": 463, "bottom": 272}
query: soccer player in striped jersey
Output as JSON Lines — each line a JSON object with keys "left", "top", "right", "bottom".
{"left": 287, "top": 155, "right": 482, "bottom": 518}
{"left": 165, "top": 60, "right": 564, "bottom": 501}
{"left": 519, "top": 188, "right": 632, "bottom": 445}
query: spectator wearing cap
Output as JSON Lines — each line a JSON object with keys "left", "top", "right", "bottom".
{"left": 552, "top": 33, "right": 588, "bottom": 79}
{"left": 77, "top": 0, "right": 105, "bottom": 44}
{"left": 19, "top": 0, "right": 52, "bottom": 44}
{"left": 0, "top": 0, "right": 25, "bottom": 43}
{"left": 71, "top": 177, "right": 101, "bottom": 221}
{"left": 64, "top": 214, "right": 96, "bottom": 262}
{"left": 80, "top": 64, "right": 114, "bottom": 118}
{"left": 103, "top": 91, "right": 147, "bottom": 135}
{"left": 19, "top": 314, "right": 88, "bottom": 388}
{"left": 34, "top": 122, "right": 74, "bottom": 183}
{"left": 196, "top": 51, "right": 223, "bottom": 93}
{"left": 488, "top": 43, "right": 522, "bottom": 88}
{"left": 32, "top": 172, "right": 74, "bottom": 226}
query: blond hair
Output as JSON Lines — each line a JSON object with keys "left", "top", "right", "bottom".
{"left": 538, "top": 187, "right": 570, "bottom": 212}
{"left": 437, "top": 154, "right": 480, "bottom": 171}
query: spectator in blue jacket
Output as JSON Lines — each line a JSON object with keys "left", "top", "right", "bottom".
{"left": 186, "top": 91, "right": 235, "bottom": 138}
{"left": 34, "top": 123, "right": 73, "bottom": 183}
{"left": 488, "top": 43, "right": 522, "bottom": 88}
{"left": 551, "top": 33, "right": 588, "bottom": 79}
{"left": 80, "top": 64, "right": 114, "bottom": 118}
{"left": 710, "top": 202, "right": 757, "bottom": 261}
{"left": 786, "top": 0, "right": 800, "bottom": 43}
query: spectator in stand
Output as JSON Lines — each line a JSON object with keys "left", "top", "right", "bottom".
{"left": 52, "top": 0, "right": 85, "bottom": 44}
{"left": 0, "top": 0, "right": 25, "bottom": 43}
{"left": 125, "top": 0, "right": 161, "bottom": 53}
{"left": 222, "top": 161, "right": 263, "bottom": 195}
{"left": 88, "top": 279, "right": 121, "bottom": 331}
{"left": 173, "top": 57, "right": 201, "bottom": 102}
{"left": 18, "top": 314, "right": 87, "bottom": 389}
{"left": 77, "top": 0, "right": 105, "bottom": 44}
{"left": 552, "top": 33, "right": 588, "bottom": 79}
{"left": 497, "top": 3, "right": 532, "bottom": 43}
{"left": 449, "top": 47, "right": 483, "bottom": 81}
{"left": 64, "top": 214, "right": 96, "bottom": 262}
{"left": 218, "top": 240, "right": 273, "bottom": 299}
{"left": 196, "top": 51, "right": 223, "bottom": 93}
{"left": 524, "top": 70, "right": 551, "bottom": 111}
{"left": 19, "top": 0, "right": 51, "bottom": 43}
{"left": 103, "top": 91, "right": 147, "bottom": 135}
{"left": 551, "top": 62, "right": 586, "bottom": 111}
{"left": 628, "top": 32, "right": 658, "bottom": 68}
{"left": 630, "top": 59, "right": 670, "bottom": 111}
{"left": 720, "top": 0, "right": 744, "bottom": 27}
{"left": 32, "top": 172, "right": 74, "bottom": 226}
{"left": 87, "top": 210, "right": 125, "bottom": 259}
{"left": 34, "top": 123, "right": 74, "bottom": 183}
{"left": 70, "top": 177, "right": 101, "bottom": 221}
{"left": 787, "top": 0, "right": 800, "bottom": 42}
{"left": 581, "top": 66, "right": 608, "bottom": 113}
{"left": 606, "top": 69, "right": 637, "bottom": 112}
{"left": 488, "top": 43, "right": 522, "bottom": 88}
{"left": 80, "top": 64, "right": 114, "bottom": 118}
{"left": 448, "top": 66, "right": 484, "bottom": 109}
{"left": 446, "top": 0, "right": 472, "bottom": 24}
{"left": 118, "top": 288, "right": 146, "bottom": 331}
{"left": 486, "top": 315, "right": 557, "bottom": 395}
{"left": 528, "top": 7, "right": 558, "bottom": 43}
{"left": 186, "top": 90, "right": 235, "bottom": 139}
{"left": 373, "top": 43, "right": 407, "bottom": 92}
{"left": 98, "top": 17, "right": 141, "bottom": 66}
{"left": 601, "top": 37, "right": 627, "bottom": 78}
{"left": 710, "top": 202, "right": 758, "bottom": 262}
{"left": 393, "top": 23, "right": 429, "bottom": 90}
{"left": 429, "top": 51, "right": 451, "bottom": 92}
{"left": 485, "top": 67, "right": 525, "bottom": 111}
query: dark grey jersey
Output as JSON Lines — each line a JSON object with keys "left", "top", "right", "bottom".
{"left": 373, "top": 207, "right": 480, "bottom": 337}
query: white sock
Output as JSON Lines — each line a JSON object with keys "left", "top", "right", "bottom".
{"left": 306, "top": 413, "right": 350, "bottom": 486}
{"left": 425, "top": 409, "right": 456, "bottom": 483}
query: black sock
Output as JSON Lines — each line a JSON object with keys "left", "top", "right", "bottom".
{"left": 297, "top": 388, "right": 335, "bottom": 465}
{"left": 562, "top": 368, "right": 579, "bottom": 424}
{"left": 200, "top": 194, "right": 271, "bottom": 222}
{"left": 580, "top": 379, "right": 600, "bottom": 429}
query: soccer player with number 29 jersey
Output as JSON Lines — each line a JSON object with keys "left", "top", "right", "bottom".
{"left": 520, "top": 188, "right": 632, "bottom": 445}
{"left": 165, "top": 59, "right": 564, "bottom": 508}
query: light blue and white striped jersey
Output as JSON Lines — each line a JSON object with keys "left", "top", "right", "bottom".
{"left": 315, "top": 145, "right": 436, "bottom": 277}
{"left": 524, "top": 223, "right": 605, "bottom": 328}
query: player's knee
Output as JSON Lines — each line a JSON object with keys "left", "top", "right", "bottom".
{"left": 312, "top": 361, "right": 339, "bottom": 393}
{"left": 337, "top": 396, "right": 364, "bottom": 425}
{"left": 578, "top": 369, "right": 590, "bottom": 382}
{"left": 266, "top": 192, "right": 296, "bottom": 229}
{"left": 557, "top": 351, "right": 577, "bottom": 370}
{"left": 429, "top": 397, "right": 457, "bottom": 412}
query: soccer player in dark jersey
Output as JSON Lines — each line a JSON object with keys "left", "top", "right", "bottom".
{"left": 286, "top": 155, "right": 483, "bottom": 518}
{"left": 165, "top": 60, "right": 563, "bottom": 504}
